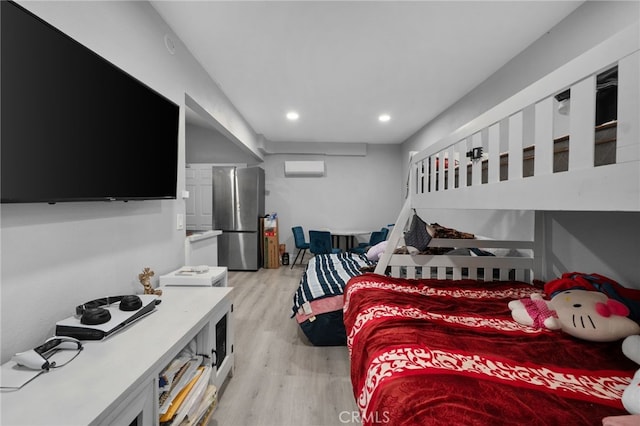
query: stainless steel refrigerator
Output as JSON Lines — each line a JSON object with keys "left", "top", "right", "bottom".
{"left": 212, "top": 166, "right": 265, "bottom": 271}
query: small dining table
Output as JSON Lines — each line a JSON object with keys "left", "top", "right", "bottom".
{"left": 321, "top": 229, "right": 371, "bottom": 251}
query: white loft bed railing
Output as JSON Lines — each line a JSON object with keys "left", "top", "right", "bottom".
{"left": 374, "top": 198, "right": 537, "bottom": 280}
{"left": 411, "top": 23, "right": 639, "bottom": 212}
{"left": 375, "top": 23, "right": 639, "bottom": 279}
{"left": 385, "top": 237, "right": 534, "bottom": 282}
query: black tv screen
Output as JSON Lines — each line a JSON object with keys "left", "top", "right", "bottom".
{"left": 1, "top": 1, "right": 179, "bottom": 203}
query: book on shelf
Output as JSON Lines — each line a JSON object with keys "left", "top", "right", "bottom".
{"left": 194, "top": 391, "right": 218, "bottom": 426}
{"left": 170, "top": 365, "right": 212, "bottom": 426}
{"left": 159, "top": 354, "right": 203, "bottom": 416}
{"left": 182, "top": 384, "right": 218, "bottom": 426}
{"left": 159, "top": 365, "right": 206, "bottom": 424}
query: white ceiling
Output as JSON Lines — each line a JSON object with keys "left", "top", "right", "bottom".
{"left": 151, "top": 1, "right": 583, "bottom": 145}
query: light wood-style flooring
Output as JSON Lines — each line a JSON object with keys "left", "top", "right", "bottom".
{"left": 210, "top": 258, "right": 359, "bottom": 426}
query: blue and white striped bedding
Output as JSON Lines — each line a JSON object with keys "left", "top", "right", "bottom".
{"left": 291, "top": 252, "right": 373, "bottom": 317}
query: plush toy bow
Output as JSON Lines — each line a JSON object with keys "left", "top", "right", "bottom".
{"left": 596, "top": 298, "right": 631, "bottom": 318}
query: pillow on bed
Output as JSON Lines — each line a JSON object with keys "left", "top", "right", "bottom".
{"left": 366, "top": 241, "right": 387, "bottom": 261}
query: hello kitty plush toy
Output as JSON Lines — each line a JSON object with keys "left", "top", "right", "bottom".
{"left": 509, "top": 289, "right": 640, "bottom": 342}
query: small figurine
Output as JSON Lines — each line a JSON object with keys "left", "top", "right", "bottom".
{"left": 138, "top": 267, "right": 162, "bottom": 296}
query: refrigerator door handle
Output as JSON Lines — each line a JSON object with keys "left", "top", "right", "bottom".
{"left": 231, "top": 170, "right": 237, "bottom": 230}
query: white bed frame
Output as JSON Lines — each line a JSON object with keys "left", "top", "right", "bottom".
{"left": 376, "top": 23, "right": 640, "bottom": 281}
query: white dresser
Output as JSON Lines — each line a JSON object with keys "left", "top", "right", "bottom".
{"left": 0, "top": 286, "right": 234, "bottom": 425}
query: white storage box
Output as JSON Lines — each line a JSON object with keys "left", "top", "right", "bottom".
{"left": 159, "top": 266, "right": 228, "bottom": 287}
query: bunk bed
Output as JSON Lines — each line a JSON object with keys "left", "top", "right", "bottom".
{"left": 346, "top": 23, "right": 640, "bottom": 426}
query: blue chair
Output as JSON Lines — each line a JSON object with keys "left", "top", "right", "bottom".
{"left": 291, "top": 226, "right": 310, "bottom": 269}
{"left": 350, "top": 227, "right": 389, "bottom": 254}
{"left": 309, "top": 230, "right": 342, "bottom": 255}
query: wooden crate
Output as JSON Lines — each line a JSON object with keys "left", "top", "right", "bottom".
{"left": 263, "top": 218, "right": 280, "bottom": 268}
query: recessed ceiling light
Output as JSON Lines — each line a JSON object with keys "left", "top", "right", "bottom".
{"left": 378, "top": 114, "right": 391, "bottom": 122}
{"left": 286, "top": 111, "right": 299, "bottom": 121}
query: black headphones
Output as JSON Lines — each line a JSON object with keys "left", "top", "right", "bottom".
{"left": 75, "top": 295, "right": 143, "bottom": 325}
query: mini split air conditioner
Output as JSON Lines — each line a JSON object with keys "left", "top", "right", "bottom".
{"left": 284, "top": 161, "right": 325, "bottom": 177}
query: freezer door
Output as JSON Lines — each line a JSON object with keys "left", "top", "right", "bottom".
{"left": 218, "top": 231, "right": 260, "bottom": 271}
{"left": 212, "top": 167, "right": 236, "bottom": 230}
{"left": 235, "top": 167, "right": 263, "bottom": 232}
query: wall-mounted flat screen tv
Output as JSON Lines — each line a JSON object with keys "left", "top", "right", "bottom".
{"left": 1, "top": 1, "right": 179, "bottom": 203}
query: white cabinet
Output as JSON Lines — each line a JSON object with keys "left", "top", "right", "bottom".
{"left": 0, "top": 286, "right": 234, "bottom": 425}
{"left": 160, "top": 266, "right": 228, "bottom": 288}
{"left": 185, "top": 230, "right": 222, "bottom": 266}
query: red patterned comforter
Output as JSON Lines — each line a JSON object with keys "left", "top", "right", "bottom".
{"left": 344, "top": 274, "right": 636, "bottom": 426}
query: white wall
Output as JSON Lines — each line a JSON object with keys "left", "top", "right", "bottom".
{"left": 539, "top": 211, "right": 640, "bottom": 287}
{"left": 186, "top": 123, "right": 261, "bottom": 165}
{"left": 185, "top": 127, "right": 402, "bottom": 252}
{"left": 263, "top": 144, "right": 403, "bottom": 254}
{"left": 0, "top": 0, "right": 262, "bottom": 363}
{"left": 399, "top": 1, "right": 640, "bottom": 285}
